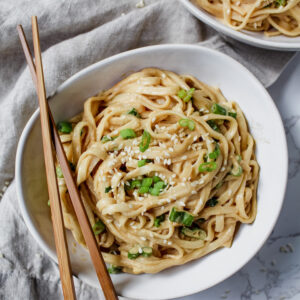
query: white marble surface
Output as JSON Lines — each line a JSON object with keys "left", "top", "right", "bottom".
{"left": 180, "top": 52, "right": 300, "bottom": 300}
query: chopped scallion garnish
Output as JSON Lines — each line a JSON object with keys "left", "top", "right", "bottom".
{"left": 211, "top": 103, "right": 227, "bottom": 115}
{"left": 141, "top": 247, "right": 153, "bottom": 257}
{"left": 198, "top": 161, "right": 217, "bottom": 172}
{"left": 179, "top": 118, "right": 195, "bottom": 130}
{"left": 138, "top": 159, "right": 152, "bottom": 167}
{"left": 228, "top": 111, "right": 237, "bottom": 118}
{"left": 57, "top": 121, "right": 72, "bottom": 133}
{"left": 107, "top": 265, "right": 122, "bottom": 274}
{"left": 169, "top": 207, "right": 194, "bottom": 226}
{"left": 231, "top": 164, "right": 243, "bottom": 177}
{"left": 178, "top": 88, "right": 195, "bottom": 102}
{"left": 120, "top": 128, "right": 136, "bottom": 139}
{"left": 139, "top": 130, "right": 151, "bottom": 152}
{"left": 207, "top": 120, "right": 220, "bottom": 132}
{"left": 154, "top": 214, "right": 165, "bottom": 227}
{"left": 181, "top": 227, "right": 207, "bottom": 240}
{"left": 206, "top": 197, "right": 218, "bottom": 207}
{"left": 101, "top": 135, "right": 113, "bottom": 143}
{"left": 127, "top": 108, "right": 141, "bottom": 118}
{"left": 208, "top": 143, "right": 220, "bottom": 161}
{"left": 92, "top": 220, "right": 106, "bottom": 235}
{"left": 128, "top": 246, "right": 140, "bottom": 259}
{"left": 105, "top": 186, "right": 112, "bottom": 193}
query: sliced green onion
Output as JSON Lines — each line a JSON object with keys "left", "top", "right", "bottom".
{"left": 56, "top": 166, "right": 63, "bottom": 178}
{"left": 198, "top": 161, "right": 217, "bottom": 172}
{"left": 179, "top": 118, "right": 195, "bottom": 130}
{"left": 141, "top": 247, "right": 153, "bottom": 257}
{"left": 169, "top": 207, "right": 194, "bottom": 226}
{"left": 154, "top": 181, "right": 166, "bottom": 190}
{"left": 120, "top": 128, "right": 136, "bottom": 139}
{"left": 206, "top": 197, "right": 218, "bottom": 207}
{"left": 142, "top": 177, "right": 153, "bottom": 187}
{"left": 127, "top": 108, "right": 141, "bottom": 118}
{"left": 178, "top": 88, "right": 195, "bottom": 102}
{"left": 208, "top": 143, "right": 220, "bottom": 160}
{"left": 93, "top": 220, "right": 106, "bottom": 235}
{"left": 153, "top": 176, "right": 162, "bottom": 183}
{"left": 138, "top": 186, "right": 149, "bottom": 194}
{"left": 181, "top": 227, "right": 207, "bottom": 240}
{"left": 236, "top": 155, "right": 242, "bottom": 162}
{"left": 149, "top": 187, "right": 160, "bottom": 196}
{"left": 107, "top": 265, "right": 122, "bottom": 274}
{"left": 105, "top": 186, "right": 112, "bottom": 193}
{"left": 207, "top": 120, "right": 220, "bottom": 132}
{"left": 131, "top": 179, "right": 142, "bottom": 189}
{"left": 275, "top": 0, "right": 286, "bottom": 6}
{"left": 211, "top": 103, "right": 227, "bottom": 115}
{"left": 178, "top": 89, "right": 187, "bottom": 99}
{"left": 57, "top": 121, "right": 72, "bottom": 133}
{"left": 228, "top": 111, "right": 237, "bottom": 118}
{"left": 139, "top": 130, "right": 151, "bottom": 152}
{"left": 154, "top": 214, "right": 165, "bottom": 227}
{"left": 231, "top": 165, "right": 243, "bottom": 177}
{"left": 101, "top": 135, "right": 113, "bottom": 143}
{"left": 137, "top": 159, "right": 152, "bottom": 167}
{"left": 47, "top": 200, "right": 50, "bottom": 206}
{"left": 128, "top": 245, "right": 141, "bottom": 259}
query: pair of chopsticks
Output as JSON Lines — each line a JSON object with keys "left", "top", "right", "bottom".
{"left": 17, "top": 17, "right": 118, "bottom": 300}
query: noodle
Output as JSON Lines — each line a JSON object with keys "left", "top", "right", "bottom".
{"left": 55, "top": 68, "right": 259, "bottom": 274}
{"left": 193, "top": 0, "right": 300, "bottom": 37}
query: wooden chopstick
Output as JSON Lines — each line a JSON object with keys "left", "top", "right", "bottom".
{"left": 17, "top": 22, "right": 77, "bottom": 300}
{"left": 18, "top": 18, "right": 118, "bottom": 300}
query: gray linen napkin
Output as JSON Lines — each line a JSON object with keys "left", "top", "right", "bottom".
{"left": 0, "top": 0, "right": 294, "bottom": 299}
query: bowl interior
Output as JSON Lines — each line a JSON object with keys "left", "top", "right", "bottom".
{"left": 16, "top": 44, "right": 287, "bottom": 300}
{"left": 180, "top": 0, "right": 300, "bottom": 51}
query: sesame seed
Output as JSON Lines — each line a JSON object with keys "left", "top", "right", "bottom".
{"left": 141, "top": 237, "right": 146, "bottom": 241}
{"left": 182, "top": 155, "right": 187, "bottom": 160}
{"left": 169, "top": 147, "right": 174, "bottom": 152}
{"left": 192, "top": 190, "right": 197, "bottom": 195}
{"left": 152, "top": 117, "right": 156, "bottom": 122}
{"left": 203, "top": 116, "right": 208, "bottom": 120}
{"left": 138, "top": 247, "right": 143, "bottom": 253}
{"left": 221, "top": 167, "right": 225, "bottom": 172}
{"left": 163, "top": 240, "right": 167, "bottom": 244}
{"left": 199, "top": 179, "right": 204, "bottom": 184}
{"left": 227, "top": 8, "right": 230, "bottom": 14}
{"left": 167, "top": 241, "right": 172, "bottom": 245}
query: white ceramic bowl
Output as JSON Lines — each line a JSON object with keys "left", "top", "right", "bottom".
{"left": 180, "top": 0, "right": 300, "bottom": 51}
{"left": 16, "top": 44, "right": 288, "bottom": 299}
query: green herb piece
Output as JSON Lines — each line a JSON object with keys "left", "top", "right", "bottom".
{"left": 101, "top": 135, "right": 113, "bottom": 143}
{"left": 208, "top": 143, "right": 220, "bottom": 161}
{"left": 105, "top": 186, "right": 112, "bottom": 193}
{"left": 139, "top": 130, "right": 151, "bottom": 152}
{"left": 92, "top": 220, "right": 106, "bottom": 235}
{"left": 177, "top": 88, "right": 195, "bottom": 102}
{"left": 120, "top": 128, "right": 136, "bottom": 139}
{"left": 107, "top": 265, "right": 122, "bottom": 274}
{"left": 206, "top": 197, "right": 218, "bottom": 207}
{"left": 137, "top": 159, "right": 152, "bottom": 167}
{"left": 56, "top": 166, "right": 63, "bottom": 178}
{"left": 153, "top": 181, "right": 166, "bottom": 190}
{"left": 236, "top": 155, "right": 242, "bottom": 162}
{"left": 57, "top": 121, "right": 72, "bottom": 133}
{"left": 181, "top": 227, "right": 207, "bottom": 240}
{"left": 141, "top": 247, "right": 153, "bottom": 257}
{"left": 153, "top": 176, "right": 162, "bottom": 183}
{"left": 198, "top": 161, "right": 217, "bottom": 172}
{"left": 228, "top": 111, "right": 237, "bottom": 118}
{"left": 138, "top": 186, "right": 149, "bottom": 194}
{"left": 142, "top": 177, "right": 153, "bottom": 187}
{"left": 149, "top": 187, "right": 160, "bottom": 196}
{"left": 169, "top": 207, "right": 194, "bottom": 226}
{"left": 47, "top": 200, "right": 50, "bottom": 206}
{"left": 179, "top": 118, "right": 195, "bottom": 130}
{"left": 127, "top": 108, "right": 141, "bottom": 118}
{"left": 207, "top": 120, "right": 220, "bottom": 132}
{"left": 275, "top": 0, "right": 286, "bottom": 6}
{"left": 178, "top": 89, "right": 187, "bottom": 99}
{"left": 131, "top": 179, "right": 142, "bottom": 189}
{"left": 154, "top": 214, "right": 165, "bottom": 227}
{"left": 231, "top": 165, "right": 243, "bottom": 177}
{"left": 128, "top": 246, "right": 141, "bottom": 259}
{"left": 211, "top": 103, "right": 227, "bottom": 116}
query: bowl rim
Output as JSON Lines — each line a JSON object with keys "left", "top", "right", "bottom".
{"left": 180, "top": 0, "right": 300, "bottom": 51}
{"left": 15, "top": 43, "right": 288, "bottom": 299}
